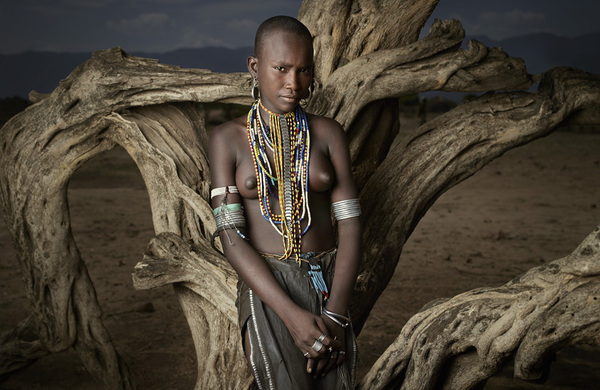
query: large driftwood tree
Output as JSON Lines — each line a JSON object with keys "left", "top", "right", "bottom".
{"left": 1, "top": 0, "right": 599, "bottom": 388}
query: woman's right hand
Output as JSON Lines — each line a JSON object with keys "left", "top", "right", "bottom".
{"left": 282, "top": 307, "right": 342, "bottom": 373}
{"left": 312, "top": 313, "right": 347, "bottom": 377}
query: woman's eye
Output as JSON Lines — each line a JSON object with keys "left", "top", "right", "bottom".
{"left": 275, "top": 66, "right": 285, "bottom": 72}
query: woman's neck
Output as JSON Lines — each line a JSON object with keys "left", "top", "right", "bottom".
{"left": 259, "top": 100, "right": 296, "bottom": 118}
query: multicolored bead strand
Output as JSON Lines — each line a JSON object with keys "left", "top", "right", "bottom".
{"left": 246, "top": 100, "right": 311, "bottom": 262}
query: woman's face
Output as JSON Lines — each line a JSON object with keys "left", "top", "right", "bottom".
{"left": 249, "top": 30, "right": 313, "bottom": 115}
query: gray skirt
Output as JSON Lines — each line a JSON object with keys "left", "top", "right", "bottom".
{"left": 236, "top": 249, "right": 357, "bottom": 390}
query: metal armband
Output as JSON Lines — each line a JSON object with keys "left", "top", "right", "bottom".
{"left": 332, "top": 198, "right": 361, "bottom": 220}
{"left": 214, "top": 203, "right": 247, "bottom": 233}
{"left": 210, "top": 186, "right": 248, "bottom": 248}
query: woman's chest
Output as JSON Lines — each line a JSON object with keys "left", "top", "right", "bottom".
{"left": 236, "top": 144, "right": 334, "bottom": 199}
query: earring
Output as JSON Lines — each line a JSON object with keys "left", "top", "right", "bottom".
{"left": 251, "top": 78, "right": 260, "bottom": 101}
{"left": 300, "top": 84, "right": 313, "bottom": 107}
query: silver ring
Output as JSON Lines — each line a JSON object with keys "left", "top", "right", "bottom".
{"left": 311, "top": 339, "right": 324, "bottom": 352}
{"left": 317, "top": 334, "right": 326, "bottom": 343}
{"left": 330, "top": 351, "right": 338, "bottom": 359}
{"left": 303, "top": 352, "right": 310, "bottom": 357}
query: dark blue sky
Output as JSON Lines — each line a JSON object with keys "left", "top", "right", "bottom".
{"left": 1, "top": 0, "right": 599, "bottom": 54}
{"left": 426, "top": 0, "right": 600, "bottom": 40}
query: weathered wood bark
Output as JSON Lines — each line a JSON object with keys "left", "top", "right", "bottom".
{"left": 300, "top": 0, "right": 441, "bottom": 80}
{"left": 1, "top": 0, "right": 599, "bottom": 389}
{"left": 133, "top": 232, "right": 253, "bottom": 388}
{"left": 0, "top": 316, "right": 49, "bottom": 376}
{"left": 0, "top": 49, "right": 252, "bottom": 388}
{"left": 355, "top": 65, "right": 600, "bottom": 332}
{"left": 360, "top": 225, "right": 600, "bottom": 389}
{"left": 300, "top": 0, "right": 444, "bottom": 187}
{"left": 307, "top": 19, "right": 531, "bottom": 186}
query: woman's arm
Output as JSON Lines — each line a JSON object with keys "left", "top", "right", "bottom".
{"left": 310, "top": 117, "right": 362, "bottom": 376}
{"left": 324, "top": 118, "right": 362, "bottom": 318}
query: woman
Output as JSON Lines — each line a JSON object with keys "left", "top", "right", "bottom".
{"left": 209, "top": 16, "right": 361, "bottom": 389}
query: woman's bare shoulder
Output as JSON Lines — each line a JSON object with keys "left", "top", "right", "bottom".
{"left": 211, "top": 115, "right": 247, "bottom": 138}
{"left": 306, "top": 112, "right": 346, "bottom": 147}
{"left": 209, "top": 115, "right": 247, "bottom": 148}
{"left": 306, "top": 113, "right": 342, "bottom": 131}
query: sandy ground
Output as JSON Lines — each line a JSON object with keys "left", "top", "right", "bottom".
{"left": 1, "top": 115, "right": 599, "bottom": 389}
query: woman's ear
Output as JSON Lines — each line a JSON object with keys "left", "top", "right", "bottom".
{"left": 247, "top": 56, "right": 258, "bottom": 78}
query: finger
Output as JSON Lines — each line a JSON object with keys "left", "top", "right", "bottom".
{"left": 322, "top": 350, "right": 338, "bottom": 376}
{"left": 336, "top": 350, "right": 346, "bottom": 366}
{"left": 306, "top": 357, "right": 316, "bottom": 374}
{"left": 321, "top": 336, "right": 342, "bottom": 350}
{"left": 314, "top": 355, "right": 329, "bottom": 378}
{"left": 315, "top": 316, "right": 328, "bottom": 334}
{"left": 308, "top": 338, "right": 326, "bottom": 355}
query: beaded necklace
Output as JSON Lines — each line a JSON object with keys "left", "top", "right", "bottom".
{"left": 246, "top": 100, "right": 311, "bottom": 262}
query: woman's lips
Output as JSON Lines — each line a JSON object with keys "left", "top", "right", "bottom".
{"left": 281, "top": 95, "right": 299, "bottom": 103}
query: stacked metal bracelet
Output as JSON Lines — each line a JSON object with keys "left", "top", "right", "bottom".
{"left": 332, "top": 198, "right": 361, "bottom": 221}
{"left": 214, "top": 203, "right": 247, "bottom": 233}
{"left": 211, "top": 186, "right": 248, "bottom": 243}
{"left": 322, "top": 308, "right": 351, "bottom": 328}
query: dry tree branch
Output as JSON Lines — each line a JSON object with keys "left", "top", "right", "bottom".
{"left": 360, "top": 225, "right": 600, "bottom": 390}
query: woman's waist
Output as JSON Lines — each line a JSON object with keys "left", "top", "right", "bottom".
{"left": 258, "top": 247, "right": 337, "bottom": 261}
{"left": 259, "top": 247, "right": 338, "bottom": 275}
{"left": 248, "top": 227, "right": 336, "bottom": 254}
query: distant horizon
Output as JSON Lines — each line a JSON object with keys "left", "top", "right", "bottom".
{"left": 2, "top": 30, "right": 599, "bottom": 100}
{"left": 3, "top": 1, "right": 600, "bottom": 55}
{"left": 0, "top": 45, "right": 253, "bottom": 56}
{"left": 2, "top": 29, "right": 599, "bottom": 57}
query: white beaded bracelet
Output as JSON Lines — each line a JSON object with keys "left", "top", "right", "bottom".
{"left": 211, "top": 185, "right": 239, "bottom": 199}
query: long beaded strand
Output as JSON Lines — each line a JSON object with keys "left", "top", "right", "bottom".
{"left": 246, "top": 100, "right": 311, "bottom": 262}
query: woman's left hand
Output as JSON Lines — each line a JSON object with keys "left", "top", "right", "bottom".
{"left": 306, "top": 313, "right": 346, "bottom": 378}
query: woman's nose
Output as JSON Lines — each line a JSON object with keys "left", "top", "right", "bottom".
{"left": 286, "top": 72, "right": 299, "bottom": 90}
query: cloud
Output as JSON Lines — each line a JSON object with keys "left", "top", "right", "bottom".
{"left": 225, "top": 18, "right": 259, "bottom": 34}
{"left": 62, "top": 0, "right": 118, "bottom": 8}
{"left": 131, "top": 0, "right": 196, "bottom": 4}
{"left": 468, "top": 9, "right": 547, "bottom": 39}
{"left": 480, "top": 9, "right": 546, "bottom": 25}
{"left": 24, "top": 0, "right": 118, "bottom": 12}
{"left": 106, "top": 13, "right": 174, "bottom": 34}
{"left": 23, "top": 5, "right": 70, "bottom": 16}
{"left": 175, "top": 26, "right": 232, "bottom": 49}
{"left": 1, "top": 0, "right": 302, "bottom": 54}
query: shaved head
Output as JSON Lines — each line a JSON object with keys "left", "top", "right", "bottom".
{"left": 254, "top": 16, "right": 313, "bottom": 59}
